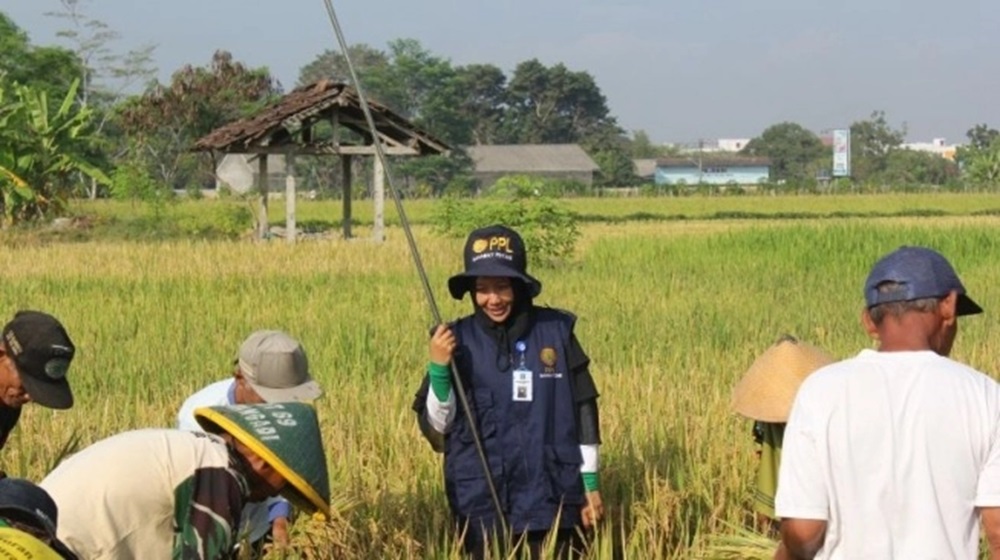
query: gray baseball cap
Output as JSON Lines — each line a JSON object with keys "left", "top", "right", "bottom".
{"left": 237, "top": 330, "right": 322, "bottom": 402}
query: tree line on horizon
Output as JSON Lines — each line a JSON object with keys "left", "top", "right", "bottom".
{"left": 1, "top": 3, "right": 998, "bottom": 226}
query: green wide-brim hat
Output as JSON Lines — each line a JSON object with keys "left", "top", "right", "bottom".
{"left": 195, "top": 402, "right": 331, "bottom": 518}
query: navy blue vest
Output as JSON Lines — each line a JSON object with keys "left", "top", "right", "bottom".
{"left": 444, "top": 308, "right": 584, "bottom": 533}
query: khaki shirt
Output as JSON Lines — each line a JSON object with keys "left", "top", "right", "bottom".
{"left": 41, "top": 429, "right": 248, "bottom": 560}
{"left": 753, "top": 422, "right": 784, "bottom": 519}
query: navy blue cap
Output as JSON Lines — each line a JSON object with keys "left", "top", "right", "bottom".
{"left": 864, "top": 246, "right": 982, "bottom": 316}
{"left": 0, "top": 477, "right": 76, "bottom": 558}
{"left": 447, "top": 225, "right": 541, "bottom": 300}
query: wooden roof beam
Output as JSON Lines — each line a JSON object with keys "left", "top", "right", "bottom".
{"left": 211, "top": 145, "right": 420, "bottom": 156}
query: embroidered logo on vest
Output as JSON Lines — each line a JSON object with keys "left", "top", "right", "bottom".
{"left": 539, "top": 347, "right": 562, "bottom": 378}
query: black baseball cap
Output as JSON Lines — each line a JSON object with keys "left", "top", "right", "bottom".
{"left": 2, "top": 311, "right": 75, "bottom": 409}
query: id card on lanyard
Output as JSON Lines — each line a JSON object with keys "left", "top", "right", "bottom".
{"left": 512, "top": 340, "right": 533, "bottom": 402}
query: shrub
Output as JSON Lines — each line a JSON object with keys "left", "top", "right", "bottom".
{"left": 433, "top": 175, "right": 579, "bottom": 265}
{"left": 175, "top": 204, "right": 252, "bottom": 239}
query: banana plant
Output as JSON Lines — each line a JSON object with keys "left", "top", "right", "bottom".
{"left": 0, "top": 77, "right": 109, "bottom": 226}
{"left": 965, "top": 139, "right": 1000, "bottom": 185}
{"left": 0, "top": 84, "right": 29, "bottom": 191}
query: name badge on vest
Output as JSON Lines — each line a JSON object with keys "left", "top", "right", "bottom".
{"left": 512, "top": 340, "right": 533, "bottom": 402}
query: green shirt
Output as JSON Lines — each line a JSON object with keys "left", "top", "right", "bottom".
{"left": 753, "top": 422, "right": 785, "bottom": 519}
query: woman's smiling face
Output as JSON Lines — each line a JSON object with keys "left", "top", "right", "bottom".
{"left": 474, "top": 276, "right": 515, "bottom": 323}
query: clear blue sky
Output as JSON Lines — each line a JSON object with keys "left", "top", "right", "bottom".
{"left": 5, "top": 0, "right": 999, "bottom": 144}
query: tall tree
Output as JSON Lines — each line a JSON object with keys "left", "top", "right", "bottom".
{"left": 297, "top": 39, "right": 468, "bottom": 144}
{"left": 741, "top": 122, "right": 826, "bottom": 184}
{"left": 46, "top": 0, "right": 156, "bottom": 111}
{"left": 628, "top": 130, "right": 671, "bottom": 159}
{"left": 879, "top": 149, "right": 959, "bottom": 186}
{"left": 956, "top": 124, "right": 1000, "bottom": 187}
{"left": 117, "top": 51, "right": 279, "bottom": 190}
{"left": 965, "top": 124, "right": 999, "bottom": 151}
{"left": 849, "top": 110, "right": 905, "bottom": 182}
{"left": 296, "top": 40, "right": 473, "bottom": 192}
{"left": 46, "top": 0, "right": 157, "bottom": 197}
{"left": 383, "top": 39, "right": 467, "bottom": 144}
{"left": 297, "top": 44, "right": 389, "bottom": 90}
{"left": 504, "top": 60, "right": 614, "bottom": 144}
{"left": 582, "top": 126, "right": 636, "bottom": 187}
{"left": 0, "top": 12, "right": 82, "bottom": 104}
{"left": 453, "top": 64, "right": 507, "bottom": 146}
{"left": 960, "top": 136, "right": 1000, "bottom": 187}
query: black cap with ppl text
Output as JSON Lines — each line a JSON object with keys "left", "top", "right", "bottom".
{"left": 2, "top": 311, "right": 75, "bottom": 409}
{"left": 864, "top": 246, "right": 983, "bottom": 316}
{"left": 447, "top": 224, "right": 541, "bottom": 300}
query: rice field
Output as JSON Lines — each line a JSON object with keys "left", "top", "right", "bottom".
{"left": 2, "top": 194, "right": 1000, "bottom": 558}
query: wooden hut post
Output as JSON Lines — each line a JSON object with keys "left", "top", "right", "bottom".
{"left": 257, "top": 155, "right": 269, "bottom": 239}
{"left": 285, "top": 152, "right": 296, "bottom": 244}
{"left": 341, "top": 155, "right": 352, "bottom": 239}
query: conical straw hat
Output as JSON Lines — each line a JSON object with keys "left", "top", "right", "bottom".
{"left": 731, "top": 335, "right": 835, "bottom": 422}
{"left": 195, "top": 402, "right": 331, "bottom": 517}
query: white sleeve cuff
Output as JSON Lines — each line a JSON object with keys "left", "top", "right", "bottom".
{"left": 580, "top": 444, "right": 600, "bottom": 473}
{"left": 425, "top": 388, "right": 456, "bottom": 434}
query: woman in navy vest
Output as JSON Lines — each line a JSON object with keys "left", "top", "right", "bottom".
{"left": 414, "top": 224, "right": 603, "bottom": 559}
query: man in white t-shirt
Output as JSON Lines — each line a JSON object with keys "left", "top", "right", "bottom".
{"left": 775, "top": 246, "right": 1000, "bottom": 559}
{"left": 176, "top": 330, "right": 322, "bottom": 551}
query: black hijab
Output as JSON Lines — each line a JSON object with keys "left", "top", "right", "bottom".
{"left": 472, "top": 280, "right": 536, "bottom": 372}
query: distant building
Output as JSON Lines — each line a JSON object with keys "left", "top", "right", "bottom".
{"left": 901, "top": 138, "right": 959, "bottom": 161}
{"left": 655, "top": 157, "right": 770, "bottom": 185}
{"left": 669, "top": 138, "right": 753, "bottom": 154}
{"left": 633, "top": 158, "right": 657, "bottom": 181}
{"left": 466, "top": 144, "right": 600, "bottom": 189}
{"left": 714, "top": 138, "right": 752, "bottom": 152}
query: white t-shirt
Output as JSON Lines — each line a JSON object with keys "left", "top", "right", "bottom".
{"left": 776, "top": 349, "right": 1000, "bottom": 559}
{"left": 177, "top": 380, "right": 232, "bottom": 431}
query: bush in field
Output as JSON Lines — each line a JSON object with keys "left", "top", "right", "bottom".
{"left": 433, "top": 175, "right": 579, "bottom": 264}
{"left": 110, "top": 157, "right": 172, "bottom": 209}
{"left": 175, "top": 204, "right": 252, "bottom": 239}
{"left": 542, "top": 178, "right": 591, "bottom": 197}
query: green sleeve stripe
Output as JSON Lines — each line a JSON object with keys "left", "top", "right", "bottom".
{"left": 582, "top": 471, "right": 600, "bottom": 492}
{"left": 427, "top": 362, "right": 452, "bottom": 402}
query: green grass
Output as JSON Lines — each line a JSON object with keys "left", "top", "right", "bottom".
{"left": 52, "top": 191, "right": 1000, "bottom": 244}
{"left": 2, "top": 195, "right": 999, "bottom": 558}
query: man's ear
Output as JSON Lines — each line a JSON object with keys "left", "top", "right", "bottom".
{"left": 861, "top": 307, "right": 879, "bottom": 340}
{"left": 939, "top": 291, "right": 959, "bottom": 326}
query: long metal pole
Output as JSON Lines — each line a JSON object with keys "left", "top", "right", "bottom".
{"left": 320, "top": 0, "right": 508, "bottom": 535}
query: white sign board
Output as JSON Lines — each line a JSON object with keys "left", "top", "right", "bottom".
{"left": 216, "top": 154, "right": 254, "bottom": 194}
{"left": 832, "top": 129, "right": 851, "bottom": 178}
